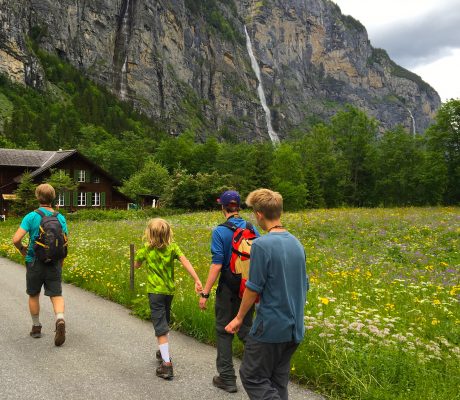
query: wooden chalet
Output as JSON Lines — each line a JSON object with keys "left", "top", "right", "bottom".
{"left": 0, "top": 148, "right": 133, "bottom": 216}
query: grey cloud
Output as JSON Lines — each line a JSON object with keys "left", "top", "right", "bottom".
{"left": 371, "top": 2, "right": 460, "bottom": 68}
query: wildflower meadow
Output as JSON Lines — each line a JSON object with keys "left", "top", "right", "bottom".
{"left": 0, "top": 207, "right": 458, "bottom": 400}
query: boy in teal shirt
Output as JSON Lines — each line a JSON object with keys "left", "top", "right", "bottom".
{"left": 12, "top": 183, "right": 68, "bottom": 346}
{"left": 226, "top": 189, "right": 309, "bottom": 400}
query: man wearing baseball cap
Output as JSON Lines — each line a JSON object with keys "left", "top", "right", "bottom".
{"left": 199, "top": 190, "right": 259, "bottom": 393}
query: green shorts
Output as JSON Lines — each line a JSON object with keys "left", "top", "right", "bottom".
{"left": 26, "top": 258, "right": 63, "bottom": 297}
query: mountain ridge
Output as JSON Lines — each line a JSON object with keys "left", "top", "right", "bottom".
{"left": 0, "top": 0, "right": 441, "bottom": 141}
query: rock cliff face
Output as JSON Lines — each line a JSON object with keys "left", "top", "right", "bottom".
{"left": 0, "top": 0, "right": 441, "bottom": 141}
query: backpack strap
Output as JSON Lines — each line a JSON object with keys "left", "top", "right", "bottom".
{"left": 35, "top": 209, "right": 59, "bottom": 218}
{"left": 35, "top": 209, "right": 46, "bottom": 218}
{"left": 219, "top": 221, "right": 238, "bottom": 232}
{"left": 245, "top": 221, "right": 255, "bottom": 233}
{"left": 220, "top": 221, "right": 255, "bottom": 233}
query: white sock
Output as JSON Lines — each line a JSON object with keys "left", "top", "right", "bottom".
{"left": 55, "top": 313, "right": 64, "bottom": 321}
{"left": 31, "top": 314, "right": 41, "bottom": 326}
{"left": 159, "top": 343, "right": 170, "bottom": 363}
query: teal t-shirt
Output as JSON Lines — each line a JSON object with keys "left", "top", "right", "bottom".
{"left": 246, "top": 232, "right": 308, "bottom": 344}
{"left": 20, "top": 208, "right": 68, "bottom": 263}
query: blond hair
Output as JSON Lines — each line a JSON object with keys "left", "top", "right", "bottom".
{"left": 35, "top": 183, "right": 56, "bottom": 205}
{"left": 143, "top": 218, "right": 173, "bottom": 249}
{"left": 246, "top": 189, "right": 283, "bottom": 220}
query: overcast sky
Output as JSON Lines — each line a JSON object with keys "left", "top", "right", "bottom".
{"left": 332, "top": 0, "right": 460, "bottom": 102}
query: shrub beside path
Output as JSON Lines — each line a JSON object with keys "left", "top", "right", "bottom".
{"left": 0, "top": 257, "right": 323, "bottom": 400}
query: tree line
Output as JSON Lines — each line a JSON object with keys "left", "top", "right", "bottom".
{"left": 121, "top": 101, "right": 459, "bottom": 209}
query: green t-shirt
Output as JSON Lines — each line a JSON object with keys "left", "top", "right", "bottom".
{"left": 134, "top": 242, "right": 184, "bottom": 295}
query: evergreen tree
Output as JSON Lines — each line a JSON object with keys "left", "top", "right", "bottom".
{"left": 425, "top": 99, "right": 460, "bottom": 204}
{"left": 271, "top": 144, "right": 308, "bottom": 210}
{"left": 331, "top": 106, "right": 378, "bottom": 206}
{"left": 297, "top": 124, "right": 343, "bottom": 207}
{"left": 12, "top": 172, "right": 37, "bottom": 215}
{"left": 374, "top": 127, "right": 425, "bottom": 205}
{"left": 45, "top": 169, "right": 78, "bottom": 202}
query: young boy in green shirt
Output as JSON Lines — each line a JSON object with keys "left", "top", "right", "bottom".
{"left": 134, "top": 218, "right": 202, "bottom": 380}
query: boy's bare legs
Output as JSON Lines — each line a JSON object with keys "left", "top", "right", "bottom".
{"left": 50, "top": 295, "right": 65, "bottom": 316}
{"left": 29, "top": 294, "right": 40, "bottom": 315}
{"left": 158, "top": 334, "right": 168, "bottom": 345}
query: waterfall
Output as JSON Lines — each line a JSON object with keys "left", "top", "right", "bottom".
{"left": 244, "top": 26, "right": 280, "bottom": 145}
{"left": 406, "top": 107, "right": 416, "bottom": 137}
{"left": 119, "top": 0, "right": 130, "bottom": 99}
{"left": 120, "top": 56, "right": 128, "bottom": 100}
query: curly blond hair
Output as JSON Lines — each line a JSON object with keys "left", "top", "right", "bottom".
{"left": 143, "top": 218, "right": 173, "bottom": 249}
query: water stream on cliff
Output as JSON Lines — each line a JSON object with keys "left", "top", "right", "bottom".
{"left": 406, "top": 107, "right": 416, "bottom": 136}
{"left": 119, "top": 0, "right": 130, "bottom": 100}
{"left": 120, "top": 56, "right": 128, "bottom": 100}
{"left": 244, "top": 26, "right": 280, "bottom": 145}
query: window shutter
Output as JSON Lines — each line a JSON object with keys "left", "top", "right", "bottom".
{"left": 86, "top": 170, "right": 91, "bottom": 183}
{"left": 73, "top": 191, "right": 78, "bottom": 207}
{"left": 101, "top": 192, "right": 106, "bottom": 207}
{"left": 74, "top": 170, "right": 79, "bottom": 181}
{"left": 64, "top": 191, "right": 70, "bottom": 206}
{"left": 86, "top": 192, "right": 92, "bottom": 206}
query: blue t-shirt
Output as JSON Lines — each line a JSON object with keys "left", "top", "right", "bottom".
{"left": 20, "top": 208, "right": 68, "bottom": 263}
{"left": 246, "top": 232, "right": 309, "bottom": 344}
{"left": 211, "top": 217, "right": 260, "bottom": 271}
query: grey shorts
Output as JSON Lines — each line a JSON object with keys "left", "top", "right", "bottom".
{"left": 148, "top": 293, "right": 173, "bottom": 337}
{"left": 26, "top": 258, "right": 63, "bottom": 297}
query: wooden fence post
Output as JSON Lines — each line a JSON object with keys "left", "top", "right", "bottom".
{"left": 130, "top": 244, "right": 135, "bottom": 291}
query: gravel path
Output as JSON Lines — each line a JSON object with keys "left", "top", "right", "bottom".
{"left": 0, "top": 257, "right": 323, "bottom": 400}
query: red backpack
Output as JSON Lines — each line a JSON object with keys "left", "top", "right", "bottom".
{"left": 220, "top": 221, "right": 258, "bottom": 298}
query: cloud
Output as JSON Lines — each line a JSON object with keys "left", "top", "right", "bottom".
{"left": 372, "top": 2, "right": 460, "bottom": 68}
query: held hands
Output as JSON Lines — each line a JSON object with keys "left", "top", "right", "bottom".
{"left": 194, "top": 279, "right": 203, "bottom": 294}
{"left": 199, "top": 296, "right": 208, "bottom": 310}
{"left": 225, "top": 316, "right": 243, "bottom": 334}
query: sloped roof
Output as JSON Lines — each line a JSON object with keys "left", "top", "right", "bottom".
{"left": 28, "top": 150, "right": 77, "bottom": 178}
{"left": 0, "top": 148, "right": 126, "bottom": 191}
{"left": 0, "top": 149, "right": 56, "bottom": 167}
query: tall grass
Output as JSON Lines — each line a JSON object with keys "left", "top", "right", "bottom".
{"left": 1, "top": 208, "right": 458, "bottom": 399}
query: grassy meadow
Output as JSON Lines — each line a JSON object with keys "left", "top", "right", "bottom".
{"left": 1, "top": 208, "right": 459, "bottom": 400}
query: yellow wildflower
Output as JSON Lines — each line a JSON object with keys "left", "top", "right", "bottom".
{"left": 320, "top": 297, "right": 330, "bottom": 305}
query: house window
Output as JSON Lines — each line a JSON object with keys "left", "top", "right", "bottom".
{"left": 57, "top": 193, "right": 65, "bottom": 207}
{"left": 77, "top": 170, "right": 86, "bottom": 183}
{"left": 78, "top": 192, "right": 86, "bottom": 207}
{"left": 92, "top": 192, "right": 100, "bottom": 207}
{"left": 93, "top": 176, "right": 100, "bottom": 183}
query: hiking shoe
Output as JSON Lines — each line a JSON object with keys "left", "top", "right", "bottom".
{"left": 156, "top": 361, "right": 173, "bottom": 380}
{"left": 30, "top": 324, "right": 42, "bottom": 339}
{"left": 54, "top": 319, "right": 66, "bottom": 347}
{"left": 156, "top": 350, "right": 162, "bottom": 362}
{"left": 213, "top": 376, "right": 237, "bottom": 393}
